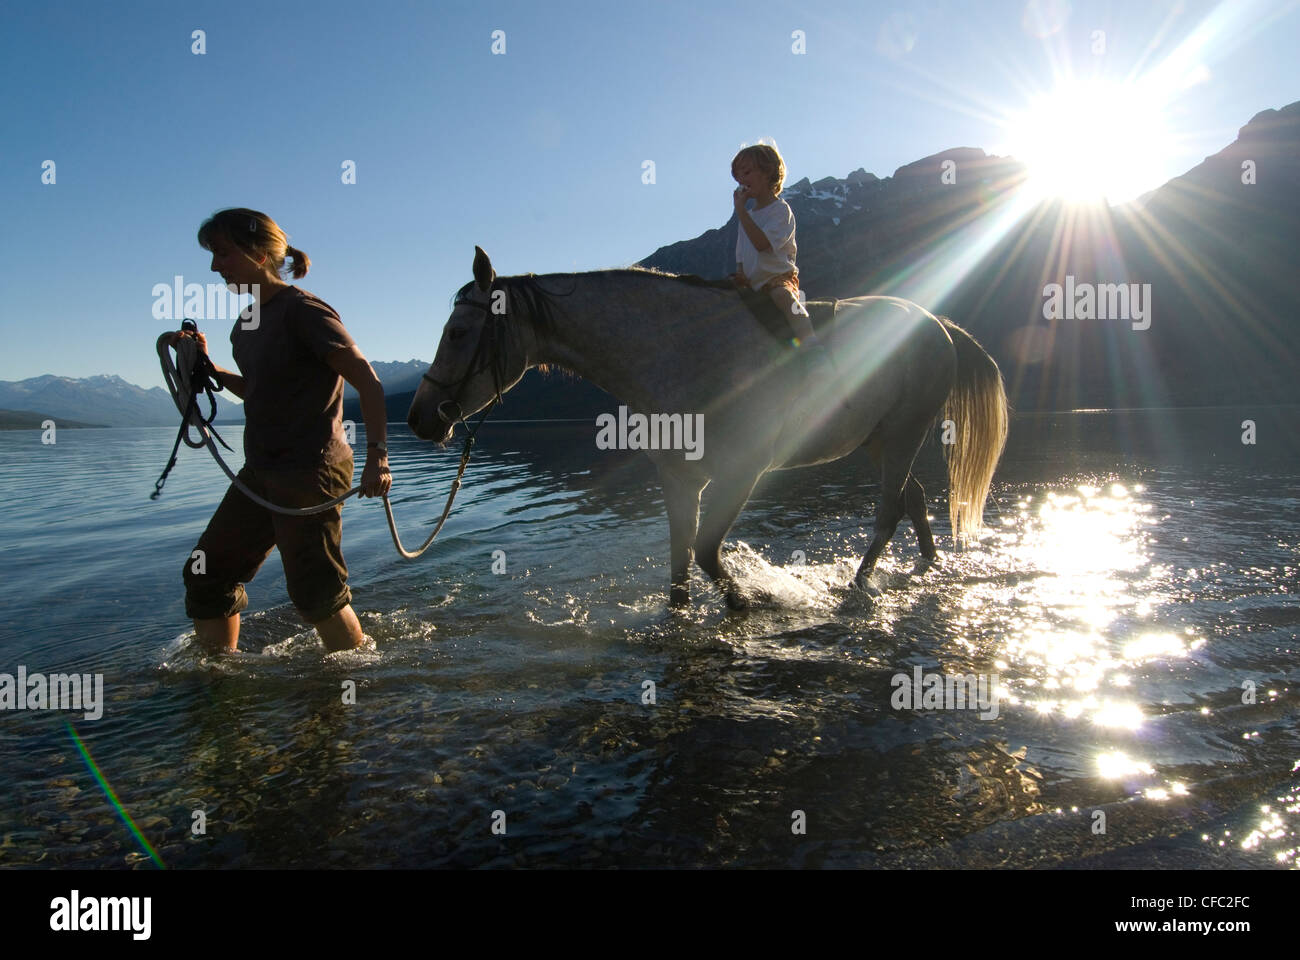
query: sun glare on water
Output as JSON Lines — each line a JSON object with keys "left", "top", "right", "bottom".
{"left": 1006, "top": 78, "right": 1175, "bottom": 205}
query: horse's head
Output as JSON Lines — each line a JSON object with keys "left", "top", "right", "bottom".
{"left": 408, "top": 246, "right": 526, "bottom": 443}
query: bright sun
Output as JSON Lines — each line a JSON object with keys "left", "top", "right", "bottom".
{"left": 1006, "top": 78, "right": 1174, "bottom": 205}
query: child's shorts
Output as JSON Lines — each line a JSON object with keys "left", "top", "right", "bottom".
{"left": 183, "top": 456, "right": 354, "bottom": 624}
{"left": 759, "top": 271, "right": 800, "bottom": 299}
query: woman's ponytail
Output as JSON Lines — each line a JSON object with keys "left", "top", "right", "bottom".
{"left": 285, "top": 245, "right": 310, "bottom": 279}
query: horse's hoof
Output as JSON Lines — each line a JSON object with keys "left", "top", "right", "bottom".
{"left": 670, "top": 585, "right": 690, "bottom": 608}
{"left": 853, "top": 576, "right": 881, "bottom": 597}
{"left": 725, "top": 588, "right": 750, "bottom": 612}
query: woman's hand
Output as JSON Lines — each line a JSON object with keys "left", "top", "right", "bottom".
{"left": 161, "top": 329, "right": 209, "bottom": 355}
{"left": 186, "top": 330, "right": 209, "bottom": 356}
{"left": 360, "top": 456, "right": 392, "bottom": 498}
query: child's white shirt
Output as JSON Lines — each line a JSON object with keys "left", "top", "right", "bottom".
{"left": 736, "top": 197, "right": 798, "bottom": 289}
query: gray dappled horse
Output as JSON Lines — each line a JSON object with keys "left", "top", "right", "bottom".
{"left": 409, "top": 247, "right": 1008, "bottom": 610}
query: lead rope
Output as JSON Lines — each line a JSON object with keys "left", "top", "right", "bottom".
{"left": 153, "top": 334, "right": 486, "bottom": 560}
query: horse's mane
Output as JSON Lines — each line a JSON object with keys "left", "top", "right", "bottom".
{"left": 503, "top": 265, "right": 735, "bottom": 289}
{"left": 604, "top": 267, "right": 736, "bottom": 290}
{"left": 454, "top": 265, "right": 815, "bottom": 374}
{"left": 454, "top": 267, "right": 736, "bottom": 334}
{"left": 454, "top": 275, "right": 570, "bottom": 339}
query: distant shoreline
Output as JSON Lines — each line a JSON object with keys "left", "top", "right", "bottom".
{"left": 0, "top": 409, "right": 108, "bottom": 430}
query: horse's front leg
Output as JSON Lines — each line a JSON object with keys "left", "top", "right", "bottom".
{"left": 695, "top": 469, "right": 762, "bottom": 611}
{"left": 660, "top": 469, "right": 703, "bottom": 607}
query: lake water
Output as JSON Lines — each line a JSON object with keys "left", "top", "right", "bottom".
{"left": 1, "top": 407, "right": 1297, "bottom": 868}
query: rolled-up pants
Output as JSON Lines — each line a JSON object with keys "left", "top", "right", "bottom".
{"left": 183, "top": 456, "right": 354, "bottom": 624}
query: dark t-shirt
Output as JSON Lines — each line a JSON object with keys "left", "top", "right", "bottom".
{"left": 230, "top": 285, "right": 356, "bottom": 468}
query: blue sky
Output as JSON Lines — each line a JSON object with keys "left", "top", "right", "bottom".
{"left": 2, "top": 0, "right": 1296, "bottom": 389}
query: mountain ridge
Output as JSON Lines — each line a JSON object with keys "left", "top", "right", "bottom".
{"left": 8, "top": 100, "right": 1297, "bottom": 425}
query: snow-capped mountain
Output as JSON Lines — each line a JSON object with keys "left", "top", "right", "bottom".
{"left": 10, "top": 101, "right": 1298, "bottom": 421}
{"left": 0, "top": 374, "right": 183, "bottom": 427}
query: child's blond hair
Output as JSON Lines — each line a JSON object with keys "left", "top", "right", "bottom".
{"left": 731, "top": 143, "right": 787, "bottom": 196}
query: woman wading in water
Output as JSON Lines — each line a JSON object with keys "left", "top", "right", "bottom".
{"left": 164, "top": 208, "right": 390, "bottom": 653}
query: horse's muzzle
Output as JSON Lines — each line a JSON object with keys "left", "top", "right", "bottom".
{"left": 408, "top": 406, "right": 449, "bottom": 443}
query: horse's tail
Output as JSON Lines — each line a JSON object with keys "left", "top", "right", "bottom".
{"left": 938, "top": 317, "right": 1008, "bottom": 543}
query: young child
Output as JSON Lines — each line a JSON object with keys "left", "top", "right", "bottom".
{"left": 729, "top": 143, "right": 822, "bottom": 352}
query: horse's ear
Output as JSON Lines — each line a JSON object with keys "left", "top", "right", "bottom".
{"left": 473, "top": 246, "right": 495, "bottom": 291}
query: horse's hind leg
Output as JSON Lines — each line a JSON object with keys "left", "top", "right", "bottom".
{"left": 855, "top": 479, "right": 906, "bottom": 590}
{"left": 855, "top": 425, "right": 928, "bottom": 588}
{"left": 905, "top": 475, "right": 938, "bottom": 562}
{"left": 695, "top": 471, "right": 762, "bottom": 611}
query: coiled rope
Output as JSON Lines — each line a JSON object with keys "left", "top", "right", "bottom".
{"left": 151, "top": 332, "right": 482, "bottom": 559}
